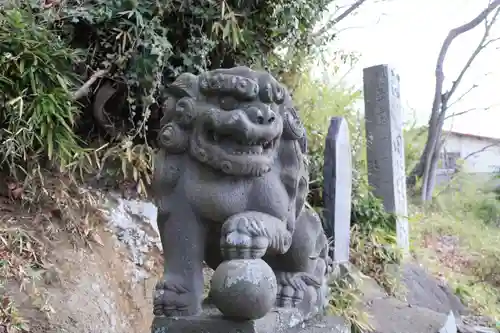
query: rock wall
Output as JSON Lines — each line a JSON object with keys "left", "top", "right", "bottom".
{"left": 3, "top": 191, "right": 163, "bottom": 333}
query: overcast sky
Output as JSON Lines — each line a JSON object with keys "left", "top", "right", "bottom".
{"left": 321, "top": 0, "right": 500, "bottom": 138}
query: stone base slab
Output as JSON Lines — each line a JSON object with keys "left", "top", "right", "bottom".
{"left": 151, "top": 307, "right": 350, "bottom": 333}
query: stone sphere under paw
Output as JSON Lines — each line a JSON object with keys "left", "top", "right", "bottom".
{"left": 210, "top": 259, "right": 277, "bottom": 320}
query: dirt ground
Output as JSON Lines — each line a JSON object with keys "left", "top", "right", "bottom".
{"left": 0, "top": 196, "right": 163, "bottom": 333}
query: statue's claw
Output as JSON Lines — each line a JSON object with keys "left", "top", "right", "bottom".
{"left": 220, "top": 215, "right": 269, "bottom": 260}
{"left": 274, "top": 271, "right": 321, "bottom": 309}
{"left": 153, "top": 280, "right": 200, "bottom": 317}
{"left": 276, "top": 284, "right": 305, "bottom": 308}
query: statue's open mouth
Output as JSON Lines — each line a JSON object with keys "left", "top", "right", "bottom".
{"left": 189, "top": 108, "right": 283, "bottom": 176}
{"left": 205, "top": 129, "right": 278, "bottom": 156}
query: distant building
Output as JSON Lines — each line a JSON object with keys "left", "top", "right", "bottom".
{"left": 437, "top": 131, "right": 500, "bottom": 185}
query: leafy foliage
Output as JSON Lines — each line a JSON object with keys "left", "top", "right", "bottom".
{"left": 327, "top": 276, "right": 373, "bottom": 333}
{"left": 472, "top": 197, "right": 500, "bottom": 226}
{"left": 292, "top": 69, "right": 401, "bottom": 300}
{"left": 435, "top": 174, "right": 500, "bottom": 226}
{"left": 403, "top": 126, "right": 427, "bottom": 177}
{"left": 351, "top": 190, "right": 397, "bottom": 235}
{"left": 0, "top": 5, "right": 88, "bottom": 177}
{"left": 411, "top": 200, "right": 500, "bottom": 319}
{"left": 292, "top": 71, "right": 362, "bottom": 205}
{"left": 0, "top": 225, "right": 46, "bottom": 333}
{"left": 350, "top": 192, "right": 401, "bottom": 294}
{"left": 0, "top": 0, "right": 344, "bottom": 194}
{"left": 47, "top": 0, "right": 337, "bottom": 139}
{"left": 0, "top": 294, "right": 29, "bottom": 333}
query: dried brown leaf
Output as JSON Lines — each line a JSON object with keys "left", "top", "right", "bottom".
{"left": 89, "top": 231, "right": 104, "bottom": 247}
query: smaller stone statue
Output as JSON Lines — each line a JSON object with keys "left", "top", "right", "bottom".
{"left": 152, "top": 66, "right": 332, "bottom": 323}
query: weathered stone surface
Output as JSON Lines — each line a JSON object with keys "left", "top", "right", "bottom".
{"left": 363, "top": 64, "right": 409, "bottom": 254}
{"left": 152, "top": 67, "right": 332, "bottom": 323}
{"left": 289, "top": 314, "right": 351, "bottom": 333}
{"left": 457, "top": 315, "right": 498, "bottom": 333}
{"left": 99, "top": 192, "right": 161, "bottom": 284}
{"left": 323, "top": 117, "right": 352, "bottom": 264}
{"left": 355, "top": 262, "right": 471, "bottom": 333}
{"left": 401, "top": 264, "right": 467, "bottom": 316}
{"left": 366, "top": 297, "right": 450, "bottom": 333}
{"left": 151, "top": 307, "right": 348, "bottom": 333}
{"left": 458, "top": 326, "right": 498, "bottom": 333}
{"left": 460, "top": 315, "right": 496, "bottom": 328}
{"left": 457, "top": 324, "right": 499, "bottom": 333}
{"left": 210, "top": 259, "right": 277, "bottom": 320}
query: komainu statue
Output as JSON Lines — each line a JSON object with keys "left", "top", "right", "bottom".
{"left": 152, "top": 66, "right": 332, "bottom": 320}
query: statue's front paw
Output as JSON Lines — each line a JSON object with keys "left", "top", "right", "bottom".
{"left": 274, "top": 272, "right": 320, "bottom": 309}
{"left": 221, "top": 229, "right": 268, "bottom": 259}
{"left": 153, "top": 280, "right": 200, "bottom": 317}
{"left": 220, "top": 215, "right": 269, "bottom": 260}
{"left": 276, "top": 283, "right": 305, "bottom": 308}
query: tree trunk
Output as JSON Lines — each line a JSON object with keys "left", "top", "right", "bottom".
{"left": 423, "top": 100, "right": 448, "bottom": 201}
{"left": 421, "top": 116, "right": 440, "bottom": 201}
{"left": 424, "top": 132, "right": 444, "bottom": 201}
{"left": 415, "top": 0, "right": 500, "bottom": 202}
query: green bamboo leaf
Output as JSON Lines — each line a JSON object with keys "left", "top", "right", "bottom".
{"left": 28, "top": 69, "right": 37, "bottom": 93}
{"left": 46, "top": 130, "right": 53, "bottom": 160}
{"left": 52, "top": 112, "right": 74, "bottom": 133}
{"left": 231, "top": 26, "right": 240, "bottom": 47}
{"left": 222, "top": 21, "right": 231, "bottom": 40}
{"left": 56, "top": 74, "right": 69, "bottom": 91}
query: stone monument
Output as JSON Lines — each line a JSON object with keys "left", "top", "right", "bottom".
{"left": 151, "top": 67, "right": 335, "bottom": 332}
{"left": 323, "top": 117, "right": 352, "bottom": 265}
{"left": 363, "top": 64, "right": 409, "bottom": 254}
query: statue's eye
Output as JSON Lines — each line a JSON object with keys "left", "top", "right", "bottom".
{"left": 218, "top": 96, "right": 239, "bottom": 111}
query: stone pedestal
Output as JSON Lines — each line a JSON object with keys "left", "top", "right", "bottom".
{"left": 151, "top": 306, "right": 350, "bottom": 333}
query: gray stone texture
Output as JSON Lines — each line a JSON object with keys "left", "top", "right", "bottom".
{"left": 367, "top": 297, "right": 452, "bottom": 333}
{"left": 289, "top": 314, "right": 351, "bottom": 333}
{"left": 353, "top": 262, "right": 472, "bottom": 333}
{"left": 210, "top": 259, "right": 277, "bottom": 320}
{"left": 151, "top": 307, "right": 349, "bottom": 333}
{"left": 363, "top": 64, "right": 409, "bottom": 253}
{"left": 400, "top": 263, "right": 468, "bottom": 316}
{"left": 151, "top": 67, "right": 332, "bottom": 326}
{"left": 323, "top": 117, "right": 352, "bottom": 264}
{"left": 458, "top": 315, "right": 497, "bottom": 333}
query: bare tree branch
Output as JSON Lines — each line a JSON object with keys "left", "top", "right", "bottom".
{"left": 445, "top": 84, "right": 478, "bottom": 110}
{"left": 309, "top": 0, "right": 368, "bottom": 41}
{"left": 444, "top": 104, "right": 497, "bottom": 120}
{"left": 72, "top": 69, "right": 109, "bottom": 101}
{"left": 444, "top": 107, "right": 479, "bottom": 120}
{"left": 463, "top": 142, "right": 499, "bottom": 160}
{"left": 419, "top": 0, "right": 500, "bottom": 201}
{"left": 444, "top": 9, "right": 500, "bottom": 104}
